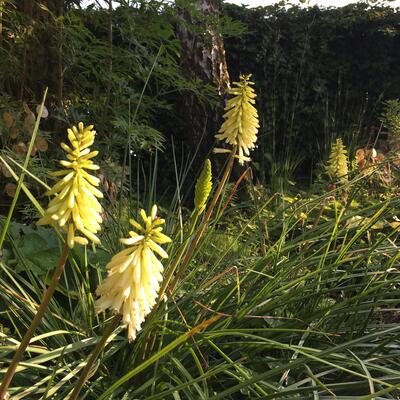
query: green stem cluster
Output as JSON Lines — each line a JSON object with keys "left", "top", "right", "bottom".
{"left": 169, "top": 146, "right": 237, "bottom": 294}
{"left": 0, "top": 243, "right": 69, "bottom": 400}
{"left": 68, "top": 314, "right": 122, "bottom": 400}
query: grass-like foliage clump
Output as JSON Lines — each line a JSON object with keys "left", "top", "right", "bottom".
{"left": 0, "top": 76, "right": 400, "bottom": 400}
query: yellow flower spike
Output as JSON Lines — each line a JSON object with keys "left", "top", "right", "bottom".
{"left": 37, "top": 123, "right": 103, "bottom": 248}
{"left": 95, "top": 205, "right": 172, "bottom": 342}
{"left": 326, "top": 138, "right": 349, "bottom": 185}
{"left": 215, "top": 74, "right": 260, "bottom": 165}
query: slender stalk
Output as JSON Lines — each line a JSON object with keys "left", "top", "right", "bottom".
{"left": 218, "top": 167, "right": 249, "bottom": 218}
{"left": 104, "top": 0, "right": 113, "bottom": 111}
{"left": 136, "top": 212, "right": 200, "bottom": 364}
{"left": 168, "top": 146, "right": 237, "bottom": 294}
{"left": 154, "top": 210, "right": 199, "bottom": 310}
{"left": 159, "top": 148, "right": 237, "bottom": 303}
{"left": 57, "top": 7, "right": 64, "bottom": 107}
{"left": 118, "top": 46, "right": 164, "bottom": 230}
{"left": 0, "top": 88, "right": 47, "bottom": 249}
{"left": 0, "top": 243, "right": 69, "bottom": 400}
{"left": 69, "top": 314, "right": 121, "bottom": 400}
{"left": 138, "top": 147, "right": 237, "bottom": 363}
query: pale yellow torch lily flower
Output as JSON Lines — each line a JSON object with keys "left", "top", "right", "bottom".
{"left": 37, "top": 122, "right": 103, "bottom": 248}
{"left": 215, "top": 74, "right": 260, "bottom": 164}
{"left": 95, "top": 205, "right": 171, "bottom": 341}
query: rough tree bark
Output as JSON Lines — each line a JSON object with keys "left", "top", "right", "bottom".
{"left": 16, "top": 0, "right": 64, "bottom": 103}
{"left": 176, "top": 0, "right": 230, "bottom": 163}
{"left": 0, "top": 1, "right": 3, "bottom": 45}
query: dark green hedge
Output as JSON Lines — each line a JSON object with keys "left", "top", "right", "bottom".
{"left": 222, "top": 2, "right": 400, "bottom": 182}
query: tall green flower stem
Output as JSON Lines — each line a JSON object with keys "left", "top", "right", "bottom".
{"left": 168, "top": 146, "right": 237, "bottom": 295}
{"left": 160, "top": 158, "right": 213, "bottom": 286}
{"left": 69, "top": 314, "right": 122, "bottom": 400}
{"left": 70, "top": 206, "right": 171, "bottom": 396}
{"left": 153, "top": 210, "right": 200, "bottom": 310}
{"left": 0, "top": 243, "right": 69, "bottom": 400}
{"left": 132, "top": 210, "right": 201, "bottom": 364}
{"left": 138, "top": 147, "right": 237, "bottom": 363}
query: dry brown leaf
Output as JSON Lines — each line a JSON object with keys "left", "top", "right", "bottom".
{"left": 10, "top": 127, "right": 19, "bottom": 139}
{"left": 36, "top": 136, "right": 48, "bottom": 152}
{"left": 1, "top": 163, "right": 12, "bottom": 178}
{"left": 5, "top": 183, "right": 17, "bottom": 198}
{"left": 109, "top": 181, "right": 117, "bottom": 199}
{"left": 2, "top": 111, "right": 14, "bottom": 128}
{"left": 12, "top": 142, "right": 27, "bottom": 155}
{"left": 376, "top": 153, "right": 385, "bottom": 162}
{"left": 24, "top": 112, "right": 36, "bottom": 135}
{"left": 30, "top": 145, "right": 37, "bottom": 157}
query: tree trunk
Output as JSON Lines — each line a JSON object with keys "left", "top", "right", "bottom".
{"left": 176, "top": 0, "right": 230, "bottom": 165}
{"left": 16, "top": 0, "right": 64, "bottom": 103}
{"left": 0, "top": 1, "right": 3, "bottom": 45}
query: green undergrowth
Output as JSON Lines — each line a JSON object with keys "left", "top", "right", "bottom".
{"left": 1, "top": 163, "right": 400, "bottom": 399}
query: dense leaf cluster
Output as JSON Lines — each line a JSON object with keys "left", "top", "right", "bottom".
{"left": 0, "top": 1, "right": 215, "bottom": 162}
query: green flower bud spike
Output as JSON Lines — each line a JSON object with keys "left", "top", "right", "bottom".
{"left": 194, "top": 159, "right": 212, "bottom": 214}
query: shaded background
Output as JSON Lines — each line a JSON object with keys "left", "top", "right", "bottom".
{"left": 1, "top": 0, "right": 400, "bottom": 204}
